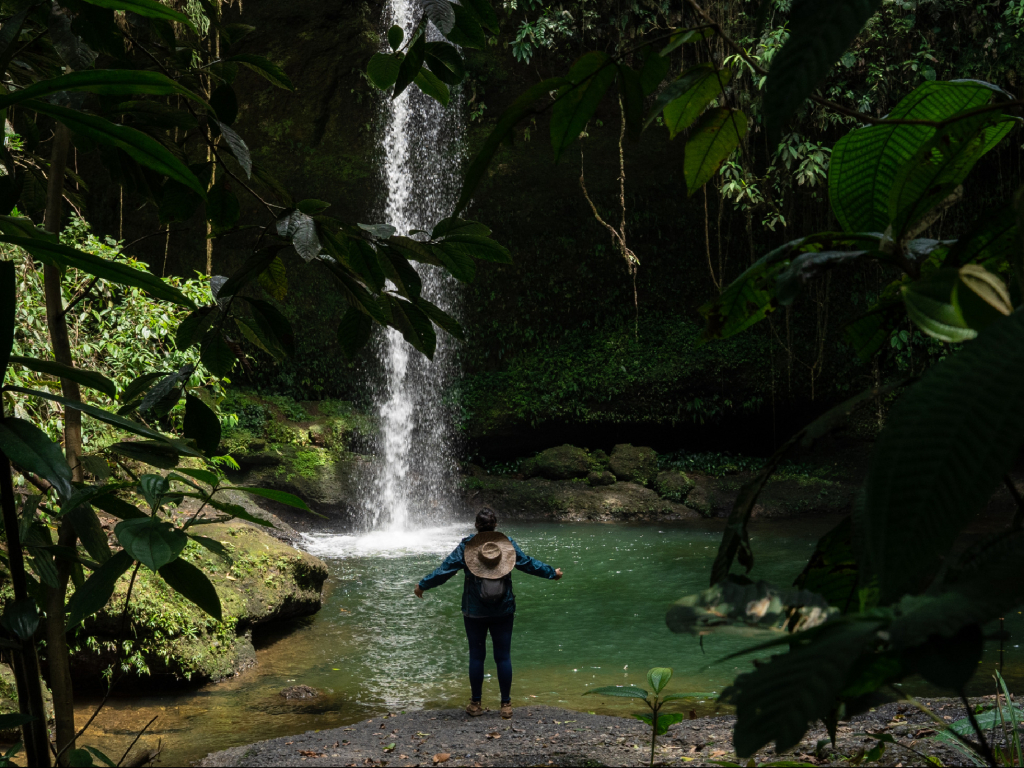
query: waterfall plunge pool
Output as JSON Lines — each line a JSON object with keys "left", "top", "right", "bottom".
{"left": 75, "top": 518, "right": 1024, "bottom": 765}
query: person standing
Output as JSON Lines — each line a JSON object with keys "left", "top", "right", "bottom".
{"left": 414, "top": 508, "right": 563, "bottom": 719}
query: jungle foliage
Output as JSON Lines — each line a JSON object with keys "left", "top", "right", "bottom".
{"left": 378, "top": 0, "right": 1024, "bottom": 763}
{"left": 0, "top": 0, "right": 509, "bottom": 764}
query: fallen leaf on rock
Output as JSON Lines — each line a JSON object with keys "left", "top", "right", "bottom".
{"left": 433, "top": 753, "right": 451, "bottom": 764}
{"left": 298, "top": 750, "right": 324, "bottom": 757}
{"left": 333, "top": 742, "right": 339, "bottom": 748}
{"left": 399, "top": 756, "right": 408, "bottom": 760}
{"left": 486, "top": 733, "right": 501, "bottom": 739}
{"left": 384, "top": 743, "right": 395, "bottom": 752}
{"left": 286, "top": 742, "right": 294, "bottom": 745}
{"left": 914, "top": 729, "right": 936, "bottom": 738}
{"left": 710, "top": 750, "right": 727, "bottom": 758}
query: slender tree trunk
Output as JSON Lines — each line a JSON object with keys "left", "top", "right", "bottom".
{"left": 41, "top": 122, "right": 80, "bottom": 765}
{"left": 0, "top": 401, "right": 52, "bottom": 767}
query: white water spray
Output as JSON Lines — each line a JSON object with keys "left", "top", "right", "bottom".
{"left": 362, "top": 0, "right": 465, "bottom": 533}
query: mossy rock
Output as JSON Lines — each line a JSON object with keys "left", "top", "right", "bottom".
{"left": 522, "top": 445, "right": 590, "bottom": 480}
{"left": 0, "top": 663, "right": 53, "bottom": 740}
{"left": 589, "top": 449, "right": 610, "bottom": 471}
{"left": 70, "top": 520, "right": 328, "bottom": 684}
{"left": 608, "top": 444, "right": 659, "bottom": 486}
{"left": 654, "top": 470, "right": 694, "bottom": 502}
{"left": 587, "top": 470, "right": 616, "bottom": 487}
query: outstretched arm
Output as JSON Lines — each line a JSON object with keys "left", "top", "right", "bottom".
{"left": 511, "top": 539, "right": 562, "bottom": 579}
{"left": 416, "top": 541, "right": 466, "bottom": 596}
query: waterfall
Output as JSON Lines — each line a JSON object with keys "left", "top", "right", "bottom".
{"left": 363, "top": 0, "right": 465, "bottom": 532}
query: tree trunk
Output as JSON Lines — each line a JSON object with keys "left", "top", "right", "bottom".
{"left": 0, "top": 402, "right": 52, "bottom": 767}
{"left": 41, "top": 122, "right": 80, "bottom": 765}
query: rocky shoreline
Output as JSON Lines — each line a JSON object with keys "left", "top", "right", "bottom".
{"left": 197, "top": 700, "right": 981, "bottom": 767}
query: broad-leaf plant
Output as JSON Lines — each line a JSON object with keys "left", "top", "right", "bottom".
{"left": 380, "top": 0, "right": 1024, "bottom": 764}
{"left": 0, "top": 0, "right": 508, "bottom": 764}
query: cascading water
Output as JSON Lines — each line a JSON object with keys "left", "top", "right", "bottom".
{"left": 362, "top": 0, "right": 465, "bottom": 533}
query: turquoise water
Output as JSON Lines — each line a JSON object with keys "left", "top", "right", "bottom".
{"left": 74, "top": 518, "right": 1024, "bottom": 765}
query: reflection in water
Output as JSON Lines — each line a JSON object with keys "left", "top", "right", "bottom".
{"left": 74, "top": 520, "right": 1024, "bottom": 765}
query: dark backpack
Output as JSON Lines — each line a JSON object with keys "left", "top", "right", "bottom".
{"left": 478, "top": 575, "right": 509, "bottom": 604}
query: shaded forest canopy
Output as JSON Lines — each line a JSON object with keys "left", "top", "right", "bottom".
{"left": 80, "top": 0, "right": 1021, "bottom": 455}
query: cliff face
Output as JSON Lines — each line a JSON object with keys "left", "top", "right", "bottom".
{"left": 119, "top": 2, "right": 862, "bottom": 452}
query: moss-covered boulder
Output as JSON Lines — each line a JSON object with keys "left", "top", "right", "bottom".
{"left": 587, "top": 470, "right": 616, "bottom": 486}
{"left": 608, "top": 444, "right": 659, "bottom": 486}
{"left": 654, "top": 471, "right": 694, "bottom": 502}
{"left": 521, "top": 445, "right": 590, "bottom": 480}
{"left": 0, "top": 663, "right": 52, "bottom": 740}
{"left": 71, "top": 519, "right": 328, "bottom": 684}
{"left": 463, "top": 474, "right": 699, "bottom": 522}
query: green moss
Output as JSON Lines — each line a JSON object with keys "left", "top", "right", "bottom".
{"left": 68, "top": 522, "right": 327, "bottom": 682}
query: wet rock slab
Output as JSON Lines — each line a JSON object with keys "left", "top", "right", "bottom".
{"left": 198, "top": 701, "right": 971, "bottom": 767}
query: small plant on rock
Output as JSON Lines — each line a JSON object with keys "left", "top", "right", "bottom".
{"left": 584, "top": 667, "right": 712, "bottom": 767}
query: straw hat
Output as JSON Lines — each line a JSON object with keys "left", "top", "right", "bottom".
{"left": 465, "top": 531, "right": 516, "bottom": 579}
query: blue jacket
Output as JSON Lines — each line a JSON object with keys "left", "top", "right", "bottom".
{"left": 418, "top": 533, "right": 557, "bottom": 617}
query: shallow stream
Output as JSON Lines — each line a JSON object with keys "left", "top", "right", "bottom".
{"left": 75, "top": 519, "right": 1024, "bottom": 765}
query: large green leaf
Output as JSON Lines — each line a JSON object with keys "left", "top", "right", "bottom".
{"left": 158, "top": 557, "right": 222, "bottom": 620}
{"left": 829, "top": 81, "right": 1002, "bottom": 233}
{"left": 647, "top": 65, "right": 729, "bottom": 137}
{"left": 684, "top": 108, "right": 747, "bottom": 195}
{"left": 26, "top": 101, "right": 204, "bottom": 198}
{"left": 888, "top": 113, "right": 1014, "bottom": 238}
{"left": 394, "top": 33, "right": 425, "bottom": 99}
{"left": 416, "top": 297, "right": 464, "bottom": 340}
{"left": 901, "top": 271, "right": 977, "bottom": 342}
{"left": 183, "top": 394, "right": 221, "bottom": 455}
{"left": 723, "top": 620, "right": 885, "bottom": 757}
{"left": 859, "top": 310, "right": 1024, "bottom": 603}
{"left": 10, "top": 356, "right": 116, "bottom": 398}
{"left": 762, "top": 0, "right": 882, "bottom": 147}
{"left": 583, "top": 686, "right": 649, "bottom": 700}
{"left": 551, "top": 52, "right": 617, "bottom": 162}
{"left": 226, "top": 54, "right": 294, "bottom": 90}
{"left": 455, "top": 77, "right": 567, "bottom": 215}
{"left": 460, "top": 0, "right": 499, "bottom": 34}
{"left": 367, "top": 53, "right": 401, "bottom": 91}
{"left": 438, "top": 234, "right": 512, "bottom": 264}
{"left": 0, "top": 417, "right": 72, "bottom": 500}
{"left": 445, "top": 2, "right": 486, "bottom": 49}
{"left": 222, "top": 485, "right": 310, "bottom": 511}
{"left": 647, "top": 667, "right": 673, "bottom": 695}
{"left": 414, "top": 68, "right": 450, "bottom": 106}
{"left": 115, "top": 517, "right": 187, "bottom": 571}
{"left": 382, "top": 295, "right": 436, "bottom": 358}
{"left": 424, "top": 41, "right": 465, "bottom": 85}
{"left": 0, "top": 235, "right": 193, "bottom": 307}
{"left": 337, "top": 306, "right": 372, "bottom": 360}
{"left": 66, "top": 505, "right": 111, "bottom": 564}
{"left": 64, "top": 550, "right": 133, "bottom": 628}
{"left": 0, "top": 70, "right": 203, "bottom": 111}
{"left": 4, "top": 386, "right": 203, "bottom": 457}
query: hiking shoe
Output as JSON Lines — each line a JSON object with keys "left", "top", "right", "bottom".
{"left": 466, "top": 700, "right": 484, "bottom": 717}
{"left": 500, "top": 702, "right": 513, "bottom": 719}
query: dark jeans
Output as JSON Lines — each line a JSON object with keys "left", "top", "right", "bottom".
{"left": 463, "top": 613, "right": 514, "bottom": 703}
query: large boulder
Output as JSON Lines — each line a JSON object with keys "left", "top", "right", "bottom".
{"left": 608, "top": 444, "right": 659, "bottom": 486}
{"left": 521, "top": 445, "right": 590, "bottom": 480}
{"left": 654, "top": 470, "right": 694, "bottom": 502}
{"left": 71, "top": 518, "right": 328, "bottom": 684}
